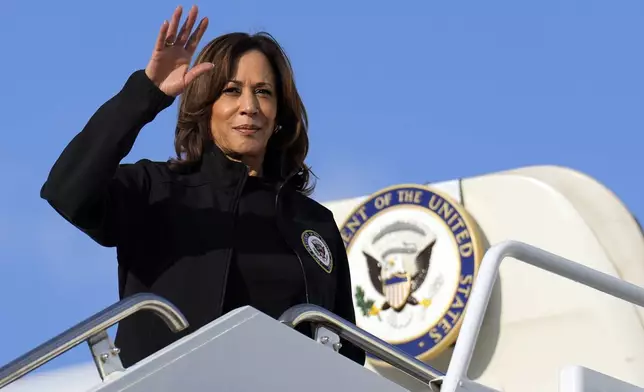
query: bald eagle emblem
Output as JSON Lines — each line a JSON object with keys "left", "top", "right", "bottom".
{"left": 363, "top": 239, "right": 434, "bottom": 312}
{"left": 355, "top": 220, "right": 442, "bottom": 328}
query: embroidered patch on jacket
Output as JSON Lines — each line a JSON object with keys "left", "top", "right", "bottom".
{"left": 301, "top": 230, "right": 333, "bottom": 273}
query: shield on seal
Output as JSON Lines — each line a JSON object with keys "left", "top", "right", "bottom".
{"left": 383, "top": 273, "right": 412, "bottom": 311}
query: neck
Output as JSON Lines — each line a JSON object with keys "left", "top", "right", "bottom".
{"left": 240, "top": 153, "right": 265, "bottom": 177}
{"left": 224, "top": 153, "right": 264, "bottom": 177}
{"left": 245, "top": 161, "right": 263, "bottom": 177}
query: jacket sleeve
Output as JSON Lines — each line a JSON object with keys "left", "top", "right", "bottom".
{"left": 332, "top": 222, "right": 367, "bottom": 366}
{"left": 40, "top": 70, "right": 175, "bottom": 247}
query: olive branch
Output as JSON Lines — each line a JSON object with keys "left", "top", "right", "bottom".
{"left": 354, "top": 286, "right": 381, "bottom": 321}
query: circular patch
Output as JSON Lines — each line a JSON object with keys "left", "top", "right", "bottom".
{"left": 302, "top": 230, "right": 333, "bottom": 273}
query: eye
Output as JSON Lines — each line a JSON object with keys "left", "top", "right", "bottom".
{"left": 255, "top": 88, "right": 272, "bottom": 96}
{"left": 222, "top": 86, "right": 240, "bottom": 95}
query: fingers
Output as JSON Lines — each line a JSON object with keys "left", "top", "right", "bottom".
{"left": 185, "top": 17, "right": 209, "bottom": 54}
{"left": 184, "top": 62, "right": 214, "bottom": 86}
{"left": 154, "top": 20, "right": 170, "bottom": 52}
{"left": 165, "top": 6, "right": 183, "bottom": 45}
{"left": 155, "top": 5, "right": 205, "bottom": 52}
{"left": 176, "top": 5, "right": 199, "bottom": 46}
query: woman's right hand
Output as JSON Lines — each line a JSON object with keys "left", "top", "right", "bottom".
{"left": 145, "top": 5, "right": 213, "bottom": 97}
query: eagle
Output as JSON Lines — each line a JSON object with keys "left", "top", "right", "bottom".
{"left": 362, "top": 236, "right": 436, "bottom": 313}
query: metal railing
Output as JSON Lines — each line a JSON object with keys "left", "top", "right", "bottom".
{"left": 279, "top": 303, "right": 445, "bottom": 385}
{"left": 440, "top": 240, "right": 644, "bottom": 392}
{"left": 0, "top": 293, "right": 189, "bottom": 389}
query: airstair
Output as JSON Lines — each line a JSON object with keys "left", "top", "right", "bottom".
{"left": 1, "top": 241, "right": 644, "bottom": 392}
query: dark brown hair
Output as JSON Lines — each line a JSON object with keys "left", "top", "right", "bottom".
{"left": 171, "top": 32, "right": 314, "bottom": 195}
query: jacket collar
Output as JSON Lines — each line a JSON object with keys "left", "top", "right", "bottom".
{"left": 199, "top": 141, "right": 300, "bottom": 188}
{"left": 200, "top": 141, "right": 247, "bottom": 188}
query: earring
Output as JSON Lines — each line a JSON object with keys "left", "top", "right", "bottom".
{"left": 274, "top": 125, "right": 282, "bottom": 134}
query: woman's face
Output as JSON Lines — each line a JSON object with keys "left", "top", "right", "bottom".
{"left": 210, "top": 49, "right": 278, "bottom": 161}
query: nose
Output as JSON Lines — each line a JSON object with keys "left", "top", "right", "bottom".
{"left": 239, "top": 89, "right": 259, "bottom": 116}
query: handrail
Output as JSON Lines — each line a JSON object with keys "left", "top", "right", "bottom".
{"left": 0, "top": 293, "right": 189, "bottom": 389}
{"left": 441, "top": 240, "right": 644, "bottom": 392}
{"left": 279, "top": 304, "right": 444, "bottom": 385}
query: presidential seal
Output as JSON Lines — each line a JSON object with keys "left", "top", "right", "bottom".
{"left": 340, "top": 184, "right": 483, "bottom": 362}
{"left": 302, "top": 229, "right": 334, "bottom": 273}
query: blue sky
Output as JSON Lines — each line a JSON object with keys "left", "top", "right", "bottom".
{"left": 1, "top": 0, "right": 642, "bottom": 373}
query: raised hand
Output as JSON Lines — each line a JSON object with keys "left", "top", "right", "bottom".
{"left": 145, "top": 5, "right": 213, "bottom": 97}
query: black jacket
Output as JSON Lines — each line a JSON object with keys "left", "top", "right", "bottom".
{"left": 40, "top": 70, "right": 365, "bottom": 367}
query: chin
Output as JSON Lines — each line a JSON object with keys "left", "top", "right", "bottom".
{"left": 231, "top": 140, "right": 267, "bottom": 157}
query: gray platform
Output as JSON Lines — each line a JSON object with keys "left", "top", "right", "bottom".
{"left": 88, "top": 306, "right": 409, "bottom": 392}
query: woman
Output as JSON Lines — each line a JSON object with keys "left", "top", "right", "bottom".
{"left": 41, "top": 5, "right": 364, "bottom": 368}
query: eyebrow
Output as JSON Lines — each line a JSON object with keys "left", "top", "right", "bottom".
{"left": 228, "top": 79, "right": 274, "bottom": 89}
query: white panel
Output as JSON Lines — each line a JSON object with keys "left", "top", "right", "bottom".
{"left": 460, "top": 169, "right": 644, "bottom": 392}
{"left": 505, "top": 165, "right": 644, "bottom": 327}
{"left": 559, "top": 366, "right": 644, "bottom": 392}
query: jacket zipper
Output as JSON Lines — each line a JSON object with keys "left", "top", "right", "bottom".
{"left": 275, "top": 174, "right": 311, "bottom": 304}
{"left": 217, "top": 165, "right": 249, "bottom": 313}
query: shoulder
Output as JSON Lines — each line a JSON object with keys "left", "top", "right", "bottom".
{"left": 289, "top": 190, "right": 347, "bottom": 252}
{"left": 290, "top": 191, "right": 336, "bottom": 222}
{"left": 117, "top": 158, "right": 167, "bottom": 174}
{"left": 115, "top": 159, "right": 206, "bottom": 186}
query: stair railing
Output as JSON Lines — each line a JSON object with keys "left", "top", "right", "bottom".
{"left": 441, "top": 240, "right": 644, "bottom": 392}
{"left": 0, "top": 293, "right": 189, "bottom": 389}
{"left": 279, "top": 303, "right": 445, "bottom": 387}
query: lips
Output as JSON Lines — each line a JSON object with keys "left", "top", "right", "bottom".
{"left": 233, "top": 124, "right": 261, "bottom": 135}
